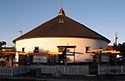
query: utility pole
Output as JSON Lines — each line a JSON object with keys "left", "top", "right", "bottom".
{"left": 114, "top": 32, "right": 118, "bottom": 46}
{"left": 19, "top": 31, "right": 23, "bottom": 35}
{"left": 59, "top": 0, "right": 63, "bottom": 9}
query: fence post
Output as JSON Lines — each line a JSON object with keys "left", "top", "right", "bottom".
{"left": 98, "top": 64, "right": 100, "bottom": 75}
{"left": 121, "top": 65, "right": 124, "bottom": 74}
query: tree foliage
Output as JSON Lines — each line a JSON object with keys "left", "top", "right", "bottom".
{"left": 0, "top": 41, "right": 6, "bottom": 47}
{"left": 113, "top": 42, "right": 125, "bottom": 56}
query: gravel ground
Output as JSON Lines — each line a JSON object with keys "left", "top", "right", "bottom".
{"left": 1, "top": 75, "right": 125, "bottom": 81}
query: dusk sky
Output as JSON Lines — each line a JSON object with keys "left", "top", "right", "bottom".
{"left": 0, "top": 0, "right": 125, "bottom": 46}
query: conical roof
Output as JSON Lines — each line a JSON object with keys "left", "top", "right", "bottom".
{"left": 13, "top": 8, "right": 110, "bottom": 43}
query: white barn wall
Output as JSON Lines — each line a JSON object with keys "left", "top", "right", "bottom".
{"left": 16, "top": 37, "right": 108, "bottom": 53}
{"left": 16, "top": 37, "right": 108, "bottom": 62}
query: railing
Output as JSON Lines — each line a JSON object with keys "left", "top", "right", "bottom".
{"left": 98, "top": 65, "right": 125, "bottom": 75}
{"left": 0, "top": 65, "right": 89, "bottom": 76}
{"left": 1, "top": 64, "right": 125, "bottom": 76}
{"left": 0, "top": 66, "right": 31, "bottom": 76}
{"left": 30, "top": 65, "right": 89, "bottom": 75}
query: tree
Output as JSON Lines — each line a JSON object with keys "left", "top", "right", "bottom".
{"left": 117, "top": 43, "right": 125, "bottom": 56}
{"left": 113, "top": 42, "right": 125, "bottom": 56}
{"left": 0, "top": 41, "right": 6, "bottom": 58}
{"left": 0, "top": 41, "right": 6, "bottom": 47}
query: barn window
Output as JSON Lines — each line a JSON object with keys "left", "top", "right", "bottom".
{"left": 34, "top": 47, "right": 39, "bottom": 53}
{"left": 86, "top": 46, "right": 90, "bottom": 53}
{"left": 22, "top": 48, "right": 25, "bottom": 52}
{"left": 100, "top": 47, "right": 103, "bottom": 49}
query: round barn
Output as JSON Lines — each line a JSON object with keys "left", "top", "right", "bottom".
{"left": 13, "top": 8, "right": 110, "bottom": 62}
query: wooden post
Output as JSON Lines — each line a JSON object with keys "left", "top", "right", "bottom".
{"left": 74, "top": 48, "right": 75, "bottom": 63}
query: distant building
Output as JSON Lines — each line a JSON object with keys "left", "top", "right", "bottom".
{"left": 107, "top": 45, "right": 114, "bottom": 50}
{"left": 0, "top": 47, "right": 15, "bottom": 52}
{"left": 13, "top": 7, "right": 110, "bottom": 62}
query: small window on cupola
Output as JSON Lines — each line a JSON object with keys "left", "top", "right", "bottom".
{"left": 59, "top": 19, "right": 64, "bottom": 23}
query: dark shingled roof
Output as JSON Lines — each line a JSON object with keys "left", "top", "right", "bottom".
{"left": 13, "top": 8, "right": 110, "bottom": 43}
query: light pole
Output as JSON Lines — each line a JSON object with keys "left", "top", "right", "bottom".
{"left": 19, "top": 31, "right": 23, "bottom": 35}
